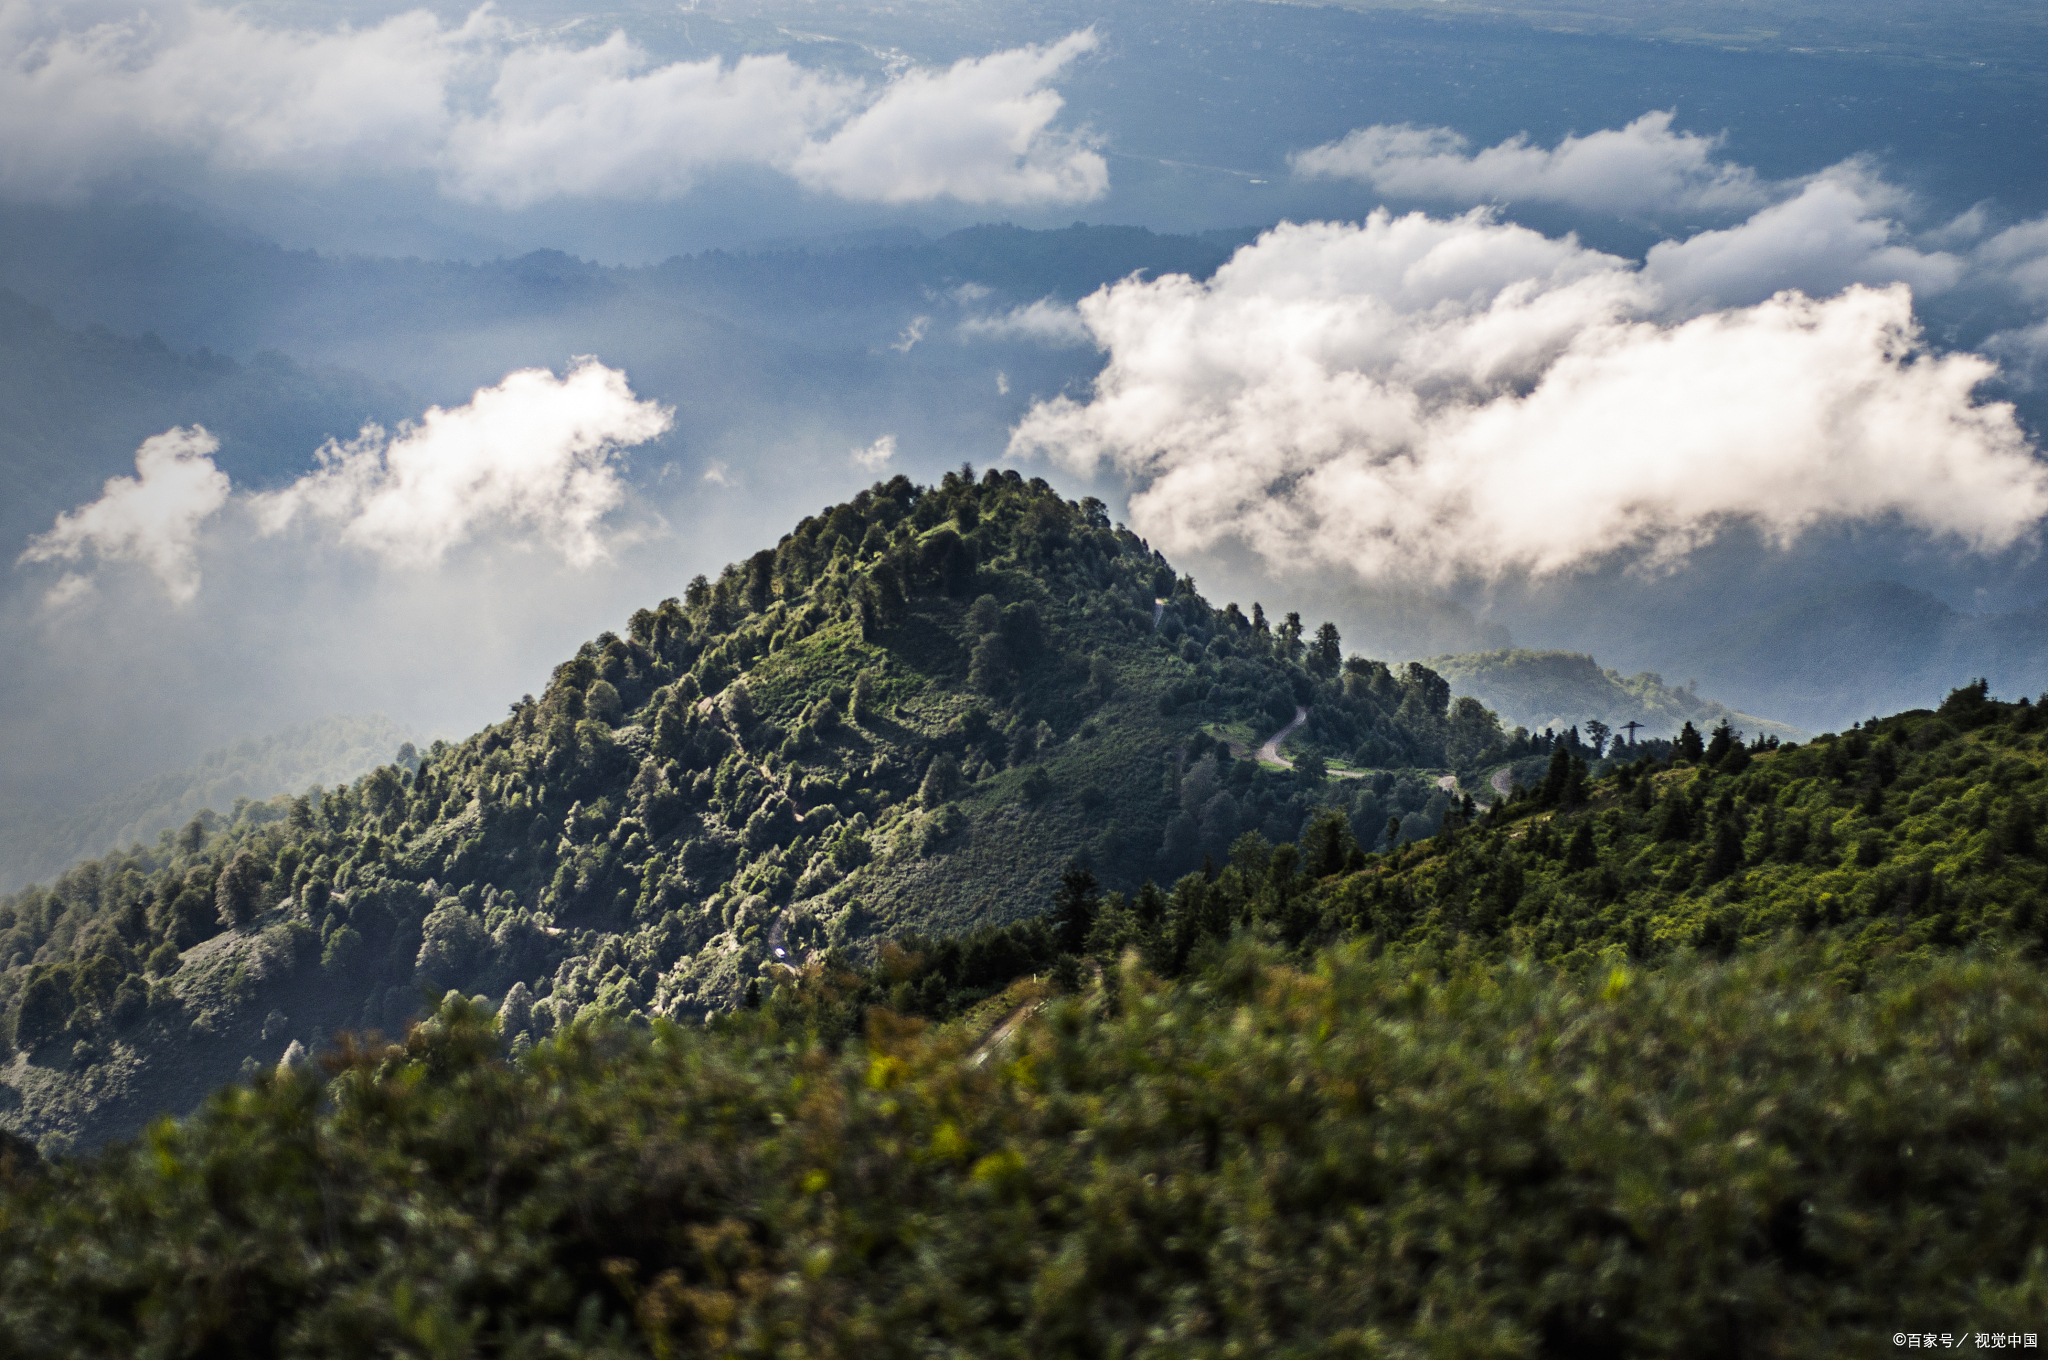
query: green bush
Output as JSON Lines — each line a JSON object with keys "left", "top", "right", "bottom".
{"left": 3, "top": 943, "right": 2045, "bottom": 1355}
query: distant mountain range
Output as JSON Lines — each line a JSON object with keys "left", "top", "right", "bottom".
{"left": 0, "top": 714, "right": 415, "bottom": 894}
{"left": 0, "top": 286, "right": 413, "bottom": 554}
{"left": 1669, "top": 579, "right": 2048, "bottom": 733}
{"left": 1426, "top": 649, "right": 1807, "bottom": 745}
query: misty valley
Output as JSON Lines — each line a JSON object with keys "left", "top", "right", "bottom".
{"left": 4, "top": 0, "right": 2048, "bottom": 1352}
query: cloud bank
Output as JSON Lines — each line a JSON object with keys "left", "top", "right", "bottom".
{"left": 1292, "top": 111, "right": 1769, "bottom": 217}
{"left": 20, "top": 361, "right": 670, "bottom": 603}
{"left": 0, "top": 1, "right": 1103, "bottom": 206}
{"left": 1007, "top": 213, "right": 2048, "bottom": 584}
{"left": 17, "top": 425, "right": 230, "bottom": 605}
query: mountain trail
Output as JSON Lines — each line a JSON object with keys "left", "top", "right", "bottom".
{"left": 969, "top": 998, "right": 1045, "bottom": 1068}
{"left": 1258, "top": 706, "right": 1309, "bottom": 767}
{"left": 1256, "top": 706, "right": 1368, "bottom": 779}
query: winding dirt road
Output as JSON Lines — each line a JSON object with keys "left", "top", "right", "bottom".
{"left": 1255, "top": 706, "right": 1369, "bottom": 781}
{"left": 1258, "top": 705, "right": 1311, "bottom": 766}
{"left": 969, "top": 999, "right": 1045, "bottom": 1068}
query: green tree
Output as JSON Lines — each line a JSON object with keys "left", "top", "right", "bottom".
{"left": 1704, "top": 720, "right": 1737, "bottom": 767}
{"left": 745, "top": 549, "right": 776, "bottom": 612}
{"left": 1676, "top": 721, "right": 1706, "bottom": 763}
{"left": 1565, "top": 822, "right": 1598, "bottom": 871}
{"left": 968, "top": 636, "right": 1011, "bottom": 695}
{"left": 1309, "top": 621, "right": 1342, "bottom": 677}
{"left": 920, "top": 755, "right": 961, "bottom": 809}
{"left": 12, "top": 969, "right": 71, "bottom": 1052}
{"left": 1704, "top": 818, "right": 1745, "bottom": 882}
{"left": 1278, "top": 611, "right": 1305, "bottom": 661}
{"left": 322, "top": 926, "right": 365, "bottom": 974}
{"left": 586, "top": 680, "right": 624, "bottom": 726}
{"left": 967, "top": 593, "right": 1002, "bottom": 635}
{"left": 1088, "top": 652, "right": 1115, "bottom": 701}
{"left": 1052, "top": 863, "right": 1099, "bottom": 954}
{"left": 214, "top": 849, "right": 263, "bottom": 929}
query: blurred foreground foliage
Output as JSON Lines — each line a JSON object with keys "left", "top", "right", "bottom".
{"left": 3, "top": 936, "right": 2044, "bottom": 1357}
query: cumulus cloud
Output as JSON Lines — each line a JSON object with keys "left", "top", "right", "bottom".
{"left": 958, "top": 297, "right": 1093, "bottom": 346}
{"left": 1643, "top": 164, "right": 1962, "bottom": 311}
{"left": 251, "top": 361, "right": 671, "bottom": 567}
{"left": 0, "top": 1, "right": 1103, "bottom": 206}
{"left": 18, "top": 425, "right": 230, "bottom": 604}
{"left": 851, "top": 435, "right": 897, "bottom": 470}
{"left": 1292, "top": 110, "right": 1769, "bottom": 217}
{"left": 1007, "top": 213, "right": 2048, "bottom": 584}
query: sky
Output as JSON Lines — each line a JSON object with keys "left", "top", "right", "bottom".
{"left": 6, "top": 0, "right": 2048, "bottom": 875}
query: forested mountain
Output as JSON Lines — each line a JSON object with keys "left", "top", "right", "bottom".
{"left": 0, "top": 471, "right": 1507, "bottom": 1149}
{"left": 0, "top": 714, "right": 415, "bottom": 895}
{"left": 1428, "top": 647, "right": 1807, "bottom": 744}
{"left": 4, "top": 477, "right": 2046, "bottom": 1346}
{"left": 743, "top": 678, "right": 2048, "bottom": 1039}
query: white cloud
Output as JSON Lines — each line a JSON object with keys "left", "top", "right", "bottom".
{"left": 702, "top": 460, "right": 734, "bottom": 487}
{"left": 440, "top": 35, "right": 853, "bottom": 207}
{"left": 18, "top": 425, "right": 230, "bottom": 604}
{"left": 1976, "top": 215, "right": 2048, "bottom": 303}
{"left": 0, "top": 1, "right": 1104, "bottom": 207}
{"left": 1292, "top": 113, "right": 1973, "bottom": 311}
{"left": 251, "top": 360, "right": 671, "bottom": 567}
{"left": 958, "top": 297, "right": 1093, "bottom": 347}
{"left": 851, "top": 434, "right": 897, "bottom": 470}
{"left": 0, "top": 0, "right": 471, "bottom": 196}
{"left": 1643, "top": 164, "right": 1962, "bottom": 311}
{"left": 1985, "top": 319, "right": 2048, "bottom": 389}
{"left": 789, "top": 31, "right": 1104, "bottom": 205}
{"left": 890, "top": 316, "right": 931, "bottom": 353}
{"left": 1007, "top": 213, "right": 2047, "bottom": 584}
{"left": 1292, "top": 110, "right": 1769, "bottom": 217}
